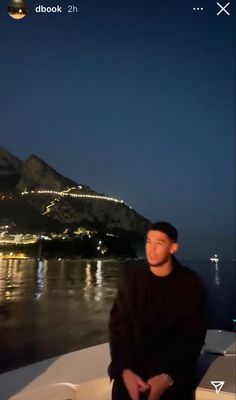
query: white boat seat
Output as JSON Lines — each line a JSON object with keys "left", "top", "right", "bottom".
{"left": 75, "top": 377, "right": 110, "bottom": 400}
{"left": 9, "top": 378, "right": 111, "bottom": 400}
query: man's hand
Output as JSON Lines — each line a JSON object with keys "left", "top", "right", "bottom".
{"left": 122, "top": 369, "right": 150, "bottom": 400}
{"left": 147, "top": 374, "right": 171, "bottom": 400}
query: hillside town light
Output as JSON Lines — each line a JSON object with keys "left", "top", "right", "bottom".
{"left": 8, "top": 0, "right": 27, "bottom": 19}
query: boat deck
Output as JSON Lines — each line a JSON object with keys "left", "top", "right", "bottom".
{"left": 0, "top": 331, "right": 235, "bottom": 400}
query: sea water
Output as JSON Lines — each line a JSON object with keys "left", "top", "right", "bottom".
{"left": 0, "top": 258, "right": 235, "bottom": 373}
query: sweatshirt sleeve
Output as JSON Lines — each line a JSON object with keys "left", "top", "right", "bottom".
{"left": 108, "top": 274, "right": 136, "bottom": 379}
{"left": 159, "top": 276, "right": 207, "bottom": 385}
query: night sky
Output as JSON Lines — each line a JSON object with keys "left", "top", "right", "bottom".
{"left": 0, "top": 0, "right": 235, "bottom": 259}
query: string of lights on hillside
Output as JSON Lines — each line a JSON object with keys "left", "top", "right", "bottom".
{"left": 21, "top": 187, "right": 130, "bottom": 216}
{"left": 42, "top": 197, "right": 60, "bottom": 215}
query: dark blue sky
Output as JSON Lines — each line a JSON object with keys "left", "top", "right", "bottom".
{"left": 0, "top": 0, "right": 235, "bottom": 259}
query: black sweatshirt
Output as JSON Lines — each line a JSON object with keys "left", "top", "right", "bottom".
{"left": 108, "top": 258, "right": 207, "bottom": 388}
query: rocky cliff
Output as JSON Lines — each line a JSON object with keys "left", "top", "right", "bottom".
{"left": 0, "top": 147, "right": 149, "bottom": 234}
{"left": 0, "top": 147, "right": 22, "bottom": 191}
{"left": 16, "top": 154, "right": 91, "bottom": 192}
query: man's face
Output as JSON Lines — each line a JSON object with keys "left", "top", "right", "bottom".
{"left": 145, "top": 230, "right": 178, "bottom": 267}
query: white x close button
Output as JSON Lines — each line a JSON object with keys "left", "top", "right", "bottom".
{"left": 216, "top": 2, "right": 230, "bottom": 15}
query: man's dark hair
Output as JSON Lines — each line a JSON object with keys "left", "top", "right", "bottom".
{"left": 147, "top": 221, "right": 178, "bottom": 243}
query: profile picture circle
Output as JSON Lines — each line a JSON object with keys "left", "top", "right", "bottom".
{"left": 8, "top": 0, "right": 27, "bottom": 20}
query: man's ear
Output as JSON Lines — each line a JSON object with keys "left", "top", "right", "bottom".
{"left": 170, "top": 242, "right": 179, "bottom": 254}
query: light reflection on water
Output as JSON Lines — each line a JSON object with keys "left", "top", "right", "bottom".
{"left": 84, "top": 262, "right": 92, "bottom": 301}
{"left": 0, "top": 258, "right": 119, "bottom": 302}
{"left": 83, "top": 261, "right": 103, "bottom": 302}
{"left": 35, "top": 259, "right": 47, "bottom": 300}
{"left": 0, "top": 258, "right": 235, "bottom": 373}
{"left": 0, "top": 258, "right": 123, "bottom": 373}
{"left": 214, "top": 263, "right": 220, "bottom": 286}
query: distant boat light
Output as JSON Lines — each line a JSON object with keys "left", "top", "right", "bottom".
{"left": 210, "top": 254, "right": 219, "bottom": 263}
